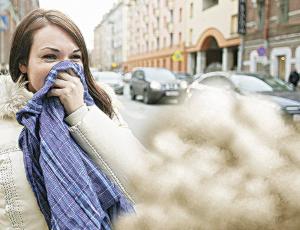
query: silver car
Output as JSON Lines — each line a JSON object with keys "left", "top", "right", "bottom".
{"left": 188, "top": 71, "right": 300, "bottom": 121}
{"left": 93, "top": 71, "right": 124, "bottom": 95}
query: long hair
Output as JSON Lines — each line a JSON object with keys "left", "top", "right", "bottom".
{"left": 9, "top": 9, "right": 114, "bottom": 118}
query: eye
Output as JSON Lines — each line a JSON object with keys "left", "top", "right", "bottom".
{"left": 42, "top": 54, "right": 57, "bottom": 62}
{"left": 71, "top": 54, "right": 82, "bottom": 61}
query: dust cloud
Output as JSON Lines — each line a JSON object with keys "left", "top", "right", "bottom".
{"left": 116, "top": 87, "right": 300, "bottom": 230}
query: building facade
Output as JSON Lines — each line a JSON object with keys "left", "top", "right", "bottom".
{"left": 0, "top": 0, "right": 39, "bottom": 68}
{"left": 124, "top": 0, "right": 240, "bottom": 74}
{"left": 243, "top": 0, "right": 300, "bottom": 81}
{"left": 92, "top": 1, "right": 129, "bottom": 71}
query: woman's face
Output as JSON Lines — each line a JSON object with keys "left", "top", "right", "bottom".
{"left": 19, "top": 24, "right": 83, "bottom": 92}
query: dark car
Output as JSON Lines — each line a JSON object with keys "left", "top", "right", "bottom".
{"left": 188, "top": 71, "right": 300, "bottom": 121}
{"left": 93, "top": 71, "right": 124, "bottom": 95}
{"left": 130, "top": 67, "right": 188, "bottom": 104}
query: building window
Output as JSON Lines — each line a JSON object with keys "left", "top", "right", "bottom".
{"left": 230, "top": 14, "right": 238, "bottom": 34}
{"left": 178, "top": 32, "right": 182, "bottom": 44}
{"left": 190, "top": 3, "right": 194, "bottom": 18}
{"left": 257, "top": 0, "right": 265, "bottom": 30}
{"left": 170, "top": 9, "right": 174, "bottom": 22}
{"left": 157, "top": 37, "right": 160, "bottom": 50}
{"left": 189, "top": 29, "right": 193, "bottom": 44}
{"left": 203, "top": 0, "right": 218, "bottom": 10}
{"left": 279, "top": 0, "right": 289, "bottom": 23}
{"left": 179, "top": 8, "right": 182, "bottom": 22}
{"left": 170, "top": 33, "right": 173, "bottom": 47}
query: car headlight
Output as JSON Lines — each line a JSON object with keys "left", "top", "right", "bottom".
{"left": 285, "top": 106, "right": 300, "bottom": 111}
{"left": 150, "top": 81, "right": 161, "bottom": 90}
{"left": 180, "top": 81, "right": 188, "bottom": 89}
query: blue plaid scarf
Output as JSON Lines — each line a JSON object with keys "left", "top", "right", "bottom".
{"left": 16, "top": 61, "right": 134, "bottom": 229}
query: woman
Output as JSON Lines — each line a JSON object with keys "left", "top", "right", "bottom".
{"left": 0, "top": 9, "right": 145, "bottom": 229}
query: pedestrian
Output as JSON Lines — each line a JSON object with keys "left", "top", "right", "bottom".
{"left": 288, "top": 68, "right": 300, "bottom": 87}
{"left": 0, "top": 62, "right": 8, "bottom": 74}
{"left": 0, "top": 9, "right": 145, "bottom": 229}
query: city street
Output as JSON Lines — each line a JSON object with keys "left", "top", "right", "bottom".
{"left": 117, "top": 83, "right": 180, "bottom": 147}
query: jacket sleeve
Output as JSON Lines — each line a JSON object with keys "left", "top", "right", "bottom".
{"left": 64, "top": 104, "right": 147, "bottom": 201}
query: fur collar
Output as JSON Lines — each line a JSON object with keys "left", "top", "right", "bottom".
{"left": 0, "top": 75, "right": 33, "bottom": 120}
{"left": 0, "top": 74, "right": 121, "bottom": 121}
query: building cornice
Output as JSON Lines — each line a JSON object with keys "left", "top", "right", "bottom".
{"left": 186, "top": 27, "right": 241, "bottom": 52}
{"left": 126, "top": 45, "right": 185, "bottom": 63}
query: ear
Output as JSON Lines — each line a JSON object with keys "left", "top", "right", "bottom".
{"left": 19, "top": 63, "right": 27, "bottom": 74}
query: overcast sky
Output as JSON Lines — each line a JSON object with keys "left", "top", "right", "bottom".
{"left": 39, "top": 0, "right": 116, "bottom": 51}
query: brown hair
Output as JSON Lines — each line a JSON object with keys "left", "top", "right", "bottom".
{"left": 9, "top": 9, "right": 114, "bottom": 118}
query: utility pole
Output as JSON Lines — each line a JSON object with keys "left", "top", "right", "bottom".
{"left": 263, "top": 0, "right": 270, "bottom": 73}
{"left": 237, "top": 0, "right": 246, "bottom": 72}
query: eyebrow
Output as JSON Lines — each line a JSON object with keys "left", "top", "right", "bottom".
{"left": 41, "top": 47, "right": 81, "bottom": 53}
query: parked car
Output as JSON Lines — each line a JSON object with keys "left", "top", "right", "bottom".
{"left": 122, "top": 72, "right": 132, "bottom": 83}
{"left": 188, "top": 71, "right": 300, "bottom": 120}
{"left": 174, "top": 72, "right": 195, "bottom": 85}
{"left": 93, "top": 71, "right": 124, "bottom": 95}
{"left": 130, "top": 67, "right": 188, "bottom": 104}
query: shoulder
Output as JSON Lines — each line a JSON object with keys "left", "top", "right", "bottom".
{"left": 0, "top": 74, "right": 32, "bottom": 120}
{"left": 0, "top": 119, "right": 23, "bottom": 152}
{"left": 96, "top": 81, "right": 122, "bottom": 111}
{"left": 95, "top": 81, "right": 128, "bottom": 127}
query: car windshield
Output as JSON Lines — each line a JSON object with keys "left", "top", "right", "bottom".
{"left": 145, "top": 69, "right": 176, "bottom": 81}
{"left": 263, "top": 77, "right": 294, "bottom": 91}
{"left": 200, "top": 75, "right": 236, "bottom": 91}
{"left": 175, "top": 73, "right": 192, "bottom": 79}
{"left": 93, "top": 72, "right": 121, "bottom": 81}
{"left": 231, "top": 74, "right": 294, "bottom": 92}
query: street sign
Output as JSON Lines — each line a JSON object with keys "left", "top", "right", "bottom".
{"left": 238, "top": 0, "right": 246, "bottom": 35}
{"left": 257, "top": 46, "right": 266, "bottom": 56}
{"left": 172, "top": 50, "right": 183, "bottom": 62}
{"left": 0, "top": 15, "right": 8, "bottom": 31}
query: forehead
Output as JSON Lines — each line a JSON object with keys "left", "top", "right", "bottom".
{"left": 32, "top": 24, "right": 79, "bottom": 50}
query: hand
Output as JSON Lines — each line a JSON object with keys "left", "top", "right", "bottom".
{"left": 48, "top": 70, "right": 85, "bottom": 115}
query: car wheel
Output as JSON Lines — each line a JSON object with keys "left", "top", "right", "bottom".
{"left": 143, "top": 89, "right": 152, "bottom": 104}
{"left": 130, "top": 87, "right": 136, "bottom": 100}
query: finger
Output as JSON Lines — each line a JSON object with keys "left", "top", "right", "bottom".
{"left": 57, "top": 72, "right": 74, "bottom": 81}
{"left": 53, "top": 78, "right": 69, "bottom": 88}
{"left": 48, "top": 88, "right": 64, "bottom": 97}
{"left": 67, "top": 69, "right": 76, "bottom": 77}
{"left": 58, "top": 72, "right": 81, "bottom": 85}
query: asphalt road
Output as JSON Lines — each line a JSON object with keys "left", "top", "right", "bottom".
{"left": 117, "top": 84, "right": 179, "bottom": 146}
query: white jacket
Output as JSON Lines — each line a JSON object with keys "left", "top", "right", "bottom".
{"left": 0, "top": 75, "right": 145, "bottom": 229}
